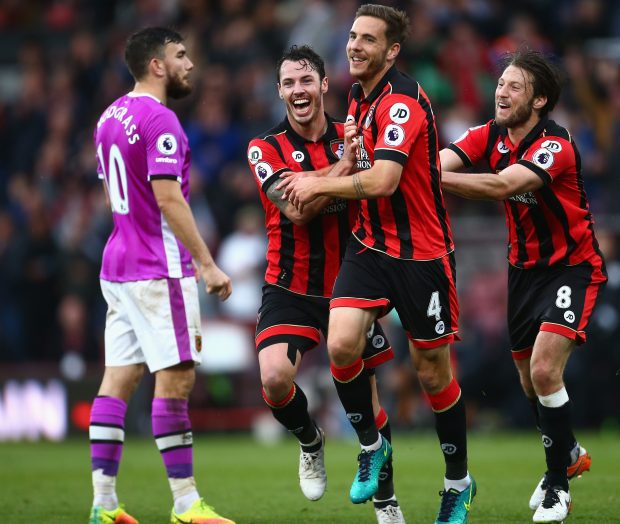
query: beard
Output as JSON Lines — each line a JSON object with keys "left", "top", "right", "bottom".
{"left": 167, "top": 75, "right": 192, "bottom": 100}
{"left": 495, "top": 98, "right": 534, "bottom": 128}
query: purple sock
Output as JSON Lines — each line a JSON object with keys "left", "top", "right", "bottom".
{"left": 152, "top": 398, "right": 193, "bottom": 478}
{"left": 90, "top": 396, "right": 127, "bottom": 476}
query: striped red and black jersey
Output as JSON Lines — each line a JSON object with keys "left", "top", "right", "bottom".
{"left": 448, "top": 117, "right": 606, "bottom": 270}
{"left": 347, "top": 65, "right": 454, "bottom": 260}
{"left": 247, "top": 115, "right": 356, "bottom": 297}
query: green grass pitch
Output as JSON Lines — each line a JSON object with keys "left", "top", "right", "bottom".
{"left": 1, "top": 431, "right": 618, "bottom": 523}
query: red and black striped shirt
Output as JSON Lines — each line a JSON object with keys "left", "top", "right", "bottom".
{"left": 347, "top": 65, "right": 454, "bottom": 260}
{"left": 448, "top": 117, "right": 605, "bottom": 269}
{"left": 247, "top": 115, "right": 356, "bottom": 297}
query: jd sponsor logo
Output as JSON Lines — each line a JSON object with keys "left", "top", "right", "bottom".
{"left": 564, "top": 310, "right": 575, "bottom": 323}
{"left": 542, "top": 435, "right": 553, "bottom": 448}
{"left": 372, "top": 335, "right": 385, "bottom": 348}
{"left": 441, "top": 443, "right": 457, "bottom": 455}
{"left": 435, "top": 320, "right": 445, "bottom": 335}
{"left": 347, "top": 413, "right": 363, "bottom": 424}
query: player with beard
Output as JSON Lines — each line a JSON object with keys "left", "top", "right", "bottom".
{"left": 280, "top": 6, "right": 475, "bottom": 524}
{"left": 89, "top": 27, "right": 234, "bottom": 524}
{"left": 440, "top": 49, "right": 606, "bottom": 523}
{"left": 248, "top": 45, "right": 405, "bottom": 524}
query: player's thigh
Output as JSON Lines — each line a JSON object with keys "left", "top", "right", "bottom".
{"left": 123, "top": 277, "right": 202, "bottom": 372}
{"left": 255, "top": 286, "right": 324, "bottom": 361}
{"left": 100, "top": 279, "right": 144, "bottom": 367}
{"left": 389, "top": 254, "right": 459, "bottom": 349}
{"left": 327, "top": 306, "right": 378, "bottom": 362}
{"left": 540, "top": 262, "right": 606, "bottom": 344}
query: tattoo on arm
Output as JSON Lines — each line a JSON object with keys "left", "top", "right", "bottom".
{"left": 352, "top": 172, "right": 367, "bottom": 199}
{"left": 266, "top": 182, "right": 290, "bottom": 213}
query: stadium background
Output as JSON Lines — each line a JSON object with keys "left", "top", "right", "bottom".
{"left": 0, "top": 0, "right": 619, "bottom": 442}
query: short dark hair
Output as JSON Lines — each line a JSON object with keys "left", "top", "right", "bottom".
{"left": 500, "top": 48, "right": 563, "bottom": 116}
{"left": 355, "top": 4, "right": 409, "bottom": 45}
{"left": 276, "top": 45, "right": 326, "bottom": 83}
{"left": 125, "top": 27, "right": 184, "bottom": 81}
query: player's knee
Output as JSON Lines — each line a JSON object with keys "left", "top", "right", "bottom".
{"left": 530, "top": 361, "right": 561, "bottom": 394}
{"left": 327, "top": 332, "right": 363, "bottom": 366}
{"left": 416, "top": 367, "right": 447, "bottom": 394}
{"left": 261, "top": 368, "right": 294, "bottom": 400}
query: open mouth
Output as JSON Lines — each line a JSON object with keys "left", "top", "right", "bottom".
{"left": 292, "top": 98, "right": 311, "bottom": 115}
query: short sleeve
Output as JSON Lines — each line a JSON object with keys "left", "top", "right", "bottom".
{"left": 144, "top": 110, "right": 185, "bottom": 182}
{"left": 517, "top": 137, "right": 575, "bottom": 185}
{"left": 448, "top": 122, "right": 492, "bottom": 167}
{"left": 247, "top": 138, "right": 290, "bottom": 192}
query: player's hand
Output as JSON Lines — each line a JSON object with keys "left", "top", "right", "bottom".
{"left": 192, "top": 261, "right": 200, "bottom": 282}
{"left": 343, "top": 116, "right": 360, "bottom": 163}
{"left": 276, "top": 171, "right": 305, "bottom": 199}
{"left": 200, "top": 263, "right": 232, "bottom": 301}
{"left": 287, "top": 176, "right": 320, "bottom": 213}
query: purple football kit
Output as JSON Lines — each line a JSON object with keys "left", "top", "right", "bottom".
{"left": 94, "top": 93, "right": 201, "bottom": 372}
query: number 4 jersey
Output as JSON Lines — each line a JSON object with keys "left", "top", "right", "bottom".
{"left": 94, "top": 93, "right": 194, "bottom": 281}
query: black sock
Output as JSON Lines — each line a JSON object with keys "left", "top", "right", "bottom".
{"left": 435, "top": 395, "right": 468, "bottom": 480}
{"left": 537, "top": 399, "right": 572, "bottom": 491}
{"left": 529, "top": 397, "right": 542, "bottom": 432}
{"left": 375, "top": 410, "right": 394, "bottom": 500}
{"left": 263, "top": 383, "right": 318, "bottom": 445}
{"left": 331, "top": 359, "right": 378, "bottom": 446}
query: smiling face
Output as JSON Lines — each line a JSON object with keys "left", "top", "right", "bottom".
{"left": 346, "top": 15, "right": 398, "bottom": 91}
{"left": 162, "top": 41, "right": 194, "bottom": 99}
{"left": 495, "top": 65, "right": 544, "bottom": 129}
{"left": 278, "top": 59, "right": 327, "bottom": 128}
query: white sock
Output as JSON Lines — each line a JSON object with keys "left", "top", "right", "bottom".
{"left": 445, "top": 472, "right": 471, "bottom": 492}
{"left": 170, "top": 477, "right": 200, "bottom": 514}
{"left": 92, "top": 469, "right": 118, "bottom": 510}
{"left": 361, "top": 435, "right": 382, "bottom": 452}
{"left": 538, "top": 387, "right": 569, "bottom": 408}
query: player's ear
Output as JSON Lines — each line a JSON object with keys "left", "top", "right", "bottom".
{"left": 150, "top": 57, "right": 165, "bottom": 78}
{"left": 533, "top": 95, "right": 547, "bottom": 111}
{"left": 386, "top": 42, "right": 400, "bottom": 62}
{"left": 277, "top": 83, "right": 283, "bottom": 99}
{"left": 321, "top": 76, "right": 328, "bottom": 94}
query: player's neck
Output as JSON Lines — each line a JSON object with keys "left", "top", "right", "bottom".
{"left": 288, "top": 114, "right": 328, "bottom": 143}
{"left": 507, "top": 115, "right": 542, "bottom": 146}
{"left": 132, "top": 80, "right": 167, "bottom": 105}
{"left": 358, "top": 62, "right": 392, "bottom": 99}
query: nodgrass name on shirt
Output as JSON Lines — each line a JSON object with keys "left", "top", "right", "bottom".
{"left": 97, "top": 105, "right": 141, "bottom": 145}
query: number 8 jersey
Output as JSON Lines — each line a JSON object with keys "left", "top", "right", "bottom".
{"left": 94, "top": 92, "right": 194, "bottom": 281}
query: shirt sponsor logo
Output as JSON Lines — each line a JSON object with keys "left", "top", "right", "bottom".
{"left": 497, "top": 141, "right": 510, "bottom": 154}
{"left": 155, "top": 157, "right": 178, "bottom": 164}
{"left": 255, "top": 161, "right": 273, "bottom": 181}
{"left": 509, "top": 192, "right": 538, "bottom": 205}
{"left": 292, "top": 150, "right": 305, "bottom": 163}
{"left": 540, "top": 139, "right": 562, "bottom": 152}
{"left": 532, "top": 148, "right": 555, "bottom": 168}
{"left": 248, "top": 145, "right": 262, "bottom": 165}
{"left": 389, "top": 102, "right": 410, "bottom": 124}
{"left": 384, "top": 124, "right": 405, "bottom": 146}
{"left": 156, "top": 133, "right": 178, "bottom": 155}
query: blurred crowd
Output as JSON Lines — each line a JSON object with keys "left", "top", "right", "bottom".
{"left": 0, "top": 0, "right": 619, "bottom": 429}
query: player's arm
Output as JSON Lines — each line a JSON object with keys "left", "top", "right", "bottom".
{"left": 441, "top": 163, "right": 544, "bottom": 201}
{"left": 151, "top": 179, "right": 231, "bottom": 300}
{"left": 439, "top": 148, "right": 466, "bottom": 172}
{"left": 285, "top": 159, "right": 402, "bottom": 212}
{"left": 265, "top": 180, "right": 332, "bottom": 225}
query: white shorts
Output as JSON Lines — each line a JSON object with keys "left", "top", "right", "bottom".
{"left": 101, "top": 277, "right": 202, "bottom": 372}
